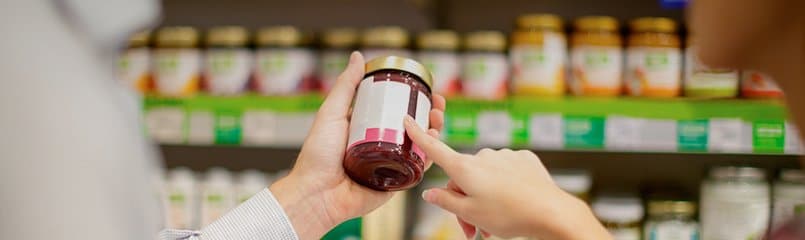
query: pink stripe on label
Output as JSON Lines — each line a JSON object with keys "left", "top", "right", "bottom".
{"left": 347, "top": 128, "right": 402, "bottom": 149}
{"left": 413, "top": 144, "right": 426, "bottom": 161}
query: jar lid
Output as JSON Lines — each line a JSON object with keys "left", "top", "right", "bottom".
{"left": 647, "top": 200, "right": 696, "bottom": 217}
{"left": 515, "top": 13, "right": 563, "bottom": 30}
{"left": 167, "top": 167, "right": 197, "bottom": 185}
{"left": 551, "top": 169, "right": 592, "bottom": 194}
{"left": 417, "top": 30, "right": 460, "bottom": 50}
{"left": 206, "top": 26, "right": 249, "bottom": 47}
{"left": 238, "top": 169, "right": 268, "bottom": 186}
{"left": 574, "top": 16, "right": 619, "bottom": 32}
{"left": 780, "top": 169, "right": 805, "bottom": 183}
{"left": 365, "top": 56, "right": 433, "bottom": 89}
{"left": 592, "top": 196, "right": 644, "bottom": 223}
{"left": 362, "top": 26, "right": 410, "bottom": 48}
{"left": 205, "top": 167, "right": 234, "bottom": 187}
{"left": 464, "top": 31, "right": 506, "bottom": 51}
{"left": 322, "top": 27, "right": 359, "bottom": 48}
{"left": 155, "top": 26, "right": 199, "bottom": 48}
{"left": 630, "top": 17, "right": 677, "bottom": 33}
{"left": 127, "top": 31, "right": 150, "bottom": 48}
{"left": 256, "top": 26, "right": 312, "bottom": 47}
{"left": 709, "top": 166, "right": 766, "bottom": 180}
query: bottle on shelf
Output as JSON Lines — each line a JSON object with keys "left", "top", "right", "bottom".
{"left": 416, "top": 30, "right": 462, "bottom": 97}
{"left": 461, "top": 30, "right": 509, "bottom": 100}
{"left": 236, "top": 169, "right": 270, "bottom": 203}
{"left": 153, "top": 26, "right": 202, "bottom": 97}
{"left": 741, "top": 70, "right": 784, "bottom": 98}
{"left": 319, "top": 27, "right": 359, "bottom": 93}
{"left": 163, "top": 167, "right": 199, "bottom": 229}
{"left": 199, "top": 167, "right": 236, "bottom": 227}
{"left": 118, "top": 31, "right": 152, "bottom": 94}
{"left": 683, "top": 35, "right": 739, "bottom": 98}
{"left": 253, "top": 26, "right": 317, "bottom": 95}
{"left": 510, "top": 13, "right": 567, "bottom": 97}
{"left": 772, "top": 169, "right": 805, "bottom": 230}
{"left": 592, "top": 195, "right": 645, "bottom": 240}
{"left": 203, "top": 26, "right": 252, "bottom": 96}
{"left": 625, "top": 17, "right": 681, "bottom": 98}
{"left": 643, "top": 200, "right": 699, "bottom": 240}
{"left": 551, "top": 168, "right": 593, "bottom": 202}
{"left": 700, "top": 166, "right": 770, "bottom": 240}
{"left": 570, "top": 16, "right": 623, "bottom": 97}
{"left": 361, "top": 26, "right": 412, "bottom": 61}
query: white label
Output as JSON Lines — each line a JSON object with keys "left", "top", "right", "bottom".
{"left": 153, "top": 49, "right": 201, "bottom": 96}
{"left": 417, "top": 51, "right": 461, "bottom": 96}
{"left": 645, "top": 221, "right": 699, "bottom": 240}
{"left": 609, "top": 227, "right": 641, "bottom": 240}
{"left": 318, "top": 50, "right": 351, "bottom": 92}
{"left": 204, "top": 49, "right": 252, "bottom": 95}
{"left": 477, "top": 111, "right": 512, "bottom": 147}
{"left": 639, "top": 119, "right": 678, "bottom": 151}
{"left": 272, "top": 112, "right": 315, "bottom": 147}
{"left": 461, "top": 52, "right": 509, "bottom": 100}
{"left": 570, "top": 46, "right": 622, "bottom": 94}
{"left": 708, "top": 118, "right": 752, "bottom": 153}
{"left": 187, "top": 111, "right": 214, "bottom": 144}
{"left": 118, "top": 47, "right": 150, "bottom": 92}
{"left": 241, "top": 111, "right": 277, "bottom": 145}
{"left": 362, "top": 48, "right": 412, "bottom": 61}
{"left": 529, "top": 114, "right": 564, "bottom": 149}
{"left": 145, "top": 107, "right": 185, "bottom": 144}
{"left": 605, "top": 116, "right": 640, "bottom": 150}
{"left": 510, "top": 33, "right": 566, "bottom": 94}
{"left": 625, "top": 47, "right": 681, "bottom": 96}
{"left": 784, "top": 122, "right": 803, "bottom": 154}
{"left": 254, "top": 48, "right": 316, "bottom": 95}
{"left": 701, "top": 182, "right": 770, "bottom": 240}
{"left": 684, "top": 46, "right": 738, "bottom": 92}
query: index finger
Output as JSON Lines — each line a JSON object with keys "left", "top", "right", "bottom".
{"left": 403, "top": 116, "right": 464, "bottom": 173}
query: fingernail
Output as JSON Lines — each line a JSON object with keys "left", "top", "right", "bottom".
{"left": 421, "top": 189, "right": 432, "bottom": 202}
{"left": 349, "top": 51, "right": 361, "bottom": 63}
{"left": 403, "top": 116, "right": 414, "bottom": 126}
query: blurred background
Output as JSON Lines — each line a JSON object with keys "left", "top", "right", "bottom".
{"left": 115, "top": 0, "right": 803, "bottom": 239}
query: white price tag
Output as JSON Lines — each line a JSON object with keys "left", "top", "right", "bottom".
{"left": 241, "top": 111, "right": 277, "bottom": 146}
{"left": 187, "top": 111, "right": 214, "bottom": 144}
{"left": 477, "top": 111, "right": 512, "bottom": 147}
{"left": 785, "top": 122, "right": 803, "bottom": 154}
{"left": 529, "top": 114, "right": 563, "bottom": 149}
{"left": 145, "top": 107, "right": 185, "bottom": 144}
{"left": 605, "top": 116, "right": 640, "bottom": 151}
{"left": 273, "top": 112, "right": 315, "bottom": 147}
{"left": 638, "top": 119, "right": 678, "bottom": 151}
{"left": 708, "top": 118, "right": 751, "bottom": 153}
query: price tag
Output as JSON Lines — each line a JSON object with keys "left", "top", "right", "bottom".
{"left": 477, "top": 111, "right": 512, "bottom": 147}
{"left": 785, "top": 122, "right": 803, "bottom": 154}
{"left": 272, "top": 112, "right": 315, "bottom": 147}
{"left": 563, "top": 116, "right": 605, "bottom": 149}
{"left": 529, "top": 114, "right": 563, "bottom": 149}
{"left": 753, "top": 120, "right": 785, "bottom": 154}
{"left": 677, "top": 120, "right": 708, "bottom": 152}
{"left": 605, "top": 116, "right": 640, "bottom": 151}
{"left": 639, "top": 119, "right": 678, "bottom": 152}
{"left": 708, "top": 118, "right": 751, "bottom": 153}
{"left": 215, "top": 110, "right": 242, "bottom": 145}
{"left": 241, "top": 111, "right": 277, "bottom": 145}
{"left": 187, "top": 111, "right": 214, "bottom": 144}
{"left": 144, "top": 107, "right": 185, "bottom": 144}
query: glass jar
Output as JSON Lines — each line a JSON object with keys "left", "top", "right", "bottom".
{"left": 361, "top": 26, "right": 412, "bottom": 60}
{"left": 741, "top": 70, "right": 784, "bottom": 98}
{"left": 592, "top": 195, "right": 644, "bottom": 240}
{"left": 343, "top": 56, "right": 433, "bottom": 191}
{"left": 644, "top": 200, "right": 699, "bottom": 240}
{"left": 550, "top": 169, "right": 592, "bottom": 202}
{"left": 416, "top": 30, "right": 461, "bottom": 97}
{"left": 570, "top": 16, "right": 623, "bottom": 97}
{"left": 253, "top": 26, "right": 317, "bottom": 95}
{"left": 461, "top": 31, "right": 509, "bottom": 100}
{"left": 203, "top": 26, "right": 252, "bottom": 96}
{"left": 772, "top": 169, "right": 805, "bottom": 230}
{"left": 684, "top": 35, "right": 739, "bottom": 98}
{"left": 118, "top": 31, "right": 151, "bottom": 94}
{"left": 700, "top": 166, "right": 770, "bottom": 240}
{"left": 625, "top": 17, "right": 681, "bottom": 97}
{"left": 319, "top": 28, "right": 358, "bottom": 93}
{"left": 510, "top": 14, "right": 567, "bottom": 97}
{"left": 153, "top": 26, "right": 201, "bottom": 97}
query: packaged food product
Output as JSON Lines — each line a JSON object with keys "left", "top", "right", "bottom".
{"left": 593, "top": 195, "right": 645, "bottom": 240}
{"left": 200, "top": 167, "right": 236, "bottom": 226}
{"left": 361, "top": 26, "right": 412, "bottom": 60}
{"left": 253, "top": 26, "right": 317, "bottom": 95}
{"left": 643, "top": 200, "right": 699, "bottom": 240}
{"left": 570, "top": 16, "right": 623, "bottom": 96}
{"left": 683, "top": 36, "right": 739, "bottom": 98}
{"left": 510, "top": 14, "right": 567, "bottom": 96}
{"left": 203, "top": 26, "right": 252, "bottom": 95}
{"left": 700, "top": 166, "right": 770, "bottom": 240}
{"left": 625, "top": 17, "right": 681, "bottom": 97}
{"left": 416, "top": 30, "right": 461, "bottom": 97}
{"left": 118, "top": 31, "right": 151, "bottom": 94}
{"left": 153, "top": 27, "right": 201, "bottom": 97}
{"left": 319, "top": 28, "right": 358, "bottom": 92}
{"left": 551, "top": 169, "right": 592, "bottom": 202}
{"left": 741, "top": 70, "right": 784, "bottom": 98}
{"left": 772, "top": 169, "right": 805, "bottom": 230}
{"left": 343, "top": 56, "right": 433, "bottom": 191}
{"left": 363, "top": 191, "right": 407, "bottom": 240}
{"left": 163, "top": 167, "right": 198, "bottom": 229}
{"left": 236, "top": 169, "right": 269, "bottom": 203}
{"left": 461, "top": 31, "right": 509, "bottom": 100}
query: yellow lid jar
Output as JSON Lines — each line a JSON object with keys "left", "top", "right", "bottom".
{"left": 253, "top": 26, "right": 317, "bottom": 95}
{"left": 361, "top": 26, "right": 411, "bottom": 60}
{"left": 416, "top": 30, "right": 461, "bottom": 97}
{"left": 510, "top": 14, "right": 567, "bottom": 97}
{"left": 625, "top": 17, "right": 681, "bottom": 97}
{"left": 153, "top": 26, "right": 201, "bottom": 97}
{"left": 570, "top": 16, "right": 623, "bottom": 96}
{"left": 319, "top": 28, "right": 359, "bottom": 92}
{"left": 118, "top": 31, "right": 152, "bottom": 94}
{"left": 203, "top": 26, "right": 252, "bottom": 96}
{"left": 461, "top": 31, "right": 509, "bottom": 100}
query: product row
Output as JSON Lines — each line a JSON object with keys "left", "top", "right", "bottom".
{"left": 118, "top": 14, "right": 784, "bottom": 100}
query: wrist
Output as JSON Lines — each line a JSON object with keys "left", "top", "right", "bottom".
{"left": 530, "top": 191, "right": 611, "bottom": 240}
{"left": 269, "top": 175, "right": 336, "bottom": 239}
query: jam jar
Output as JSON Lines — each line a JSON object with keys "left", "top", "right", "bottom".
{"left": 343, "top": 56, "right": 433, "bottom": 191}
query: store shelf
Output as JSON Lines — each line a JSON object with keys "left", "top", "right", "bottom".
{"left": 143, "top": 95, "right": 800, "bottom": 155}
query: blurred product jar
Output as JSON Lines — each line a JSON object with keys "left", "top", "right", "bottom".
{"left": 593, "top": 195, "right": 645, "bottom": 240}
{"left": 153, "top": 27, "right": 201, "bottom": 97}
{"left": 551, "top": 169, "right": 592, "bottom": 202}
{"left": 700, "top": 166, "right": 770, "bottom": 240}
{"left": 510, "top": 14, "right": 567, "bottom": 96}
{"left": 461, "top": 31, "right": 509, "bottom": 100}
{"left": 772, "top": 169, "right": 805, "bottom": 230}
{"left": 643, "top": 200, "right": 699, "bottom": 240}
{"left": 319, "top": 28, "right": 358, "bottom": 93}
{"left": 200, "top": 167, "right": 236, "bottom": 226}
{"left": 625, "top": 17, "right": 681, "bottom": 97}
{"left": 361, "top": 26, "right": 412, "bottom": 60}
{"left": 416, "top": 30, "right": 461, "bottom": 97}
{"left": 253, "top": 26, "right": 317, "bottom": 95}
{"left": 343, "top": 56, "right": 433, "bottom": 191}
{"left": 163, "top": 167, "right": 198, "bottom": 229}
{"left": 741, "top": 70, "right": 784, "bottom": 98}
{"left": 684, "top": 36, "right": 739, "bottom": 98}
{"left": 118, "top": 31, "right": 152, "bottom": 94}
{"left": 203, "top": 26, "right": 252, "bottom": 95}
{"left": 570, "top": 16, "right": 623, "bottom": 96}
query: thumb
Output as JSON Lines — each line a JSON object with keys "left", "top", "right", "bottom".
{"left": 316, "top": 51, "right": 365, "bottom": 120}
{"left": 422, "top": 188, "right": 470, "bottom": 217}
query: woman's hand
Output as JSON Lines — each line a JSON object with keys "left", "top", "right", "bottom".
{"left": 403, "top": 116, "right": 610, "bottom": 240}
{"left": 269, "top": 52, "right": 446, "bottom": 239}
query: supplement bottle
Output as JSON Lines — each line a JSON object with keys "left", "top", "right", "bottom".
{"left": 163, "top": 167, "right": 198, "bottom": 229}
{"left": 319, "top": 28, "right": 359, "bottom": 92}
{"left": 700, "top": 166, "right": 770, "bottom": 240}
{"left": 643, "top": 200, "right": 699, "bottom": 240}
{"left": 592, "top": 195, "right": 644, "bottom": 240}
{"left": 684, "top": 35, "right": 739, "bottom": 98}
{"left": 361, "top": 26, "right": 412, "bottom": 61}
{"left": 343, "top": 56, "right": 433, "bottom": 191}
{"left": 570, "top": 16, "right": 623, "bottom": 96}
{"left": 510, "top": 14, "right": 567, "bottom": 96}
{"left": 153, "top": 26, "right": 201, "bottom": 97}
{"left": 416, "top": 30, "right": 461, "bottom": 97}
{"left": 772, "top": 169, "right": 805, "bottom": 230}
{"left": 253, "top": 26, "right": 317, "bottom": 95}
{"left": 625, "top": 17, "right": 681, "bottom": 97}
{"left": 118, "top": 31, "right": 152, "bottom": 94}
{"left": 741, "top": 70, "right": 784, "bottom": 98}
{"left": 461, "top": 31, "right": 509, "bottom": 100}
{"left": 551, "top": 169, "right": 592, "bottom": 202}
{"left": 203, "top": 26, "right": 252, "bottom": 95}
{"left": 236, "top": 169, "right": 269, "bottom": 203}
{"left": 200, "top": 167, "right": 236, "bottom": 226}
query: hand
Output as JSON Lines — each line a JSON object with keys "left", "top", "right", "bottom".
{"left": 269, "top": 52, "right": 447, "bottom": 239}
{"left": 403, "top": 117, "right": 610, "bottom": 240}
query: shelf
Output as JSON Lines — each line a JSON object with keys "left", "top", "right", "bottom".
{"left": 143, "top": 95, "right": 800, "bottom": 155}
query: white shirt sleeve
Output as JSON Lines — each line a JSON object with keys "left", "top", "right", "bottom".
{"left": 159, "top": 189, "right": 299, "bottom": 240}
